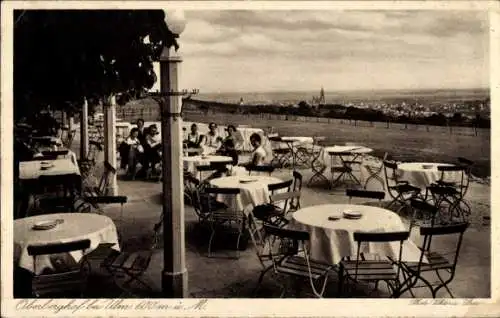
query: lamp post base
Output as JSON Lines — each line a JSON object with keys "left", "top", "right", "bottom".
{"left": 161, "top": 268, "right": 188, "bottom": 298}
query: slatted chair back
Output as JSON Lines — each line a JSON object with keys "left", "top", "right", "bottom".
{"left": 246, "top": 164, "right": 275, "bottom": 176}
{"left": 345, "top": 189, "right": 385, "bottom": 204}
{"left": 196, "top": 165, "right": 216, "bottom": 182}
{"left": 410, "top": 198, "right": 439, "bottom": 227}
{"left": 382, "top": 160, "right": 403, "bottom": 190}
{"left": 352, "top": 231, "right": 409, "bottom": 282}
{"left": 261, "top": 224, "right": 331, "bottom": 297}
{"left": 27, "top": 239, "right": 91, "bottom": 297}
{"left": 400, "top": 222, "right": 469, "bottom": 298}
{"left": 418, "top": 223, "right": 469, "bottom": 269}
{"left": 437, "top": 165, "right": 469, "bottom": 198}
{"left": 204, "top": 187, "right": 241, "bottom": 213}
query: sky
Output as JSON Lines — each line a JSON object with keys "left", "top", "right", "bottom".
{"left": 165, "top": 10, "right": 490, "bottom": 93}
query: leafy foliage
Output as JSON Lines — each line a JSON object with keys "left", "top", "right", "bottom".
{"left": 14, "top": 10, "right": 178, "bottom": 119}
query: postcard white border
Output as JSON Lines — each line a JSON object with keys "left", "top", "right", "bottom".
{"left": 2, "top": 1, "right": 499, "bottom": 317}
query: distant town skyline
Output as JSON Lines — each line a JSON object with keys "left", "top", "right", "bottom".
{"left": 163, "top": 10, "right": 490, "bottom": 93}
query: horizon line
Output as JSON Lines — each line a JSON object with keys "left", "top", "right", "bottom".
{"left": 197, "top": 87, "right": 490, "bottom": 95}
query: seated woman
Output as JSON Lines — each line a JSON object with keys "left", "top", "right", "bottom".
{"left": 204, "top": 122, "right": 223, "bottom": 154}
{"left": 241, "top": 133, "right": 268, "bottom": 167}
{"left": 184, "top": 123, "right": 205, "bottom": 150}
{"left": 137, "top": 124, "right": 161, "bottom": 178}
{"left": 217, "top": 125, "right": 242, "bottom": 165}
{"left": 121, "top": 128, "right": 144, "bottom": 176}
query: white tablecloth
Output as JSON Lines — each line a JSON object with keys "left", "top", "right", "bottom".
{"left": 322, "top": 145, "right": 373, "bottom": 167}
{"left": 210, "top": 175, "right": 283, "bottom": 213}
{"left": 397, "top": 162, "right": 459, "bottom": 189}
{"left": 19, "top": 157, "right": 81, "bottom": 180}
{"left": 292, "top": 204, "right": 423, "bottom": 264}
{"left": 14, "top": 213, "right": 120, "bottom": 274}
{"left": 183, "top": 155, "right": 233, "bottom": 174}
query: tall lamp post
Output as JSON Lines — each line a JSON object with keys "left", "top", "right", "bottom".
{"left": 159, "top": 10, "right": 188, "bottom": 298}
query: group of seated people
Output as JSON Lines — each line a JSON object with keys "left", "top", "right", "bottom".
{"left": 119, "top": 118, "right": 162, "bottom": 179}
{"left": 120, "top": 120, "right": 271, "bottom": 179}
{"left": 184, "top": 122, "right": 269, "bottom": 167}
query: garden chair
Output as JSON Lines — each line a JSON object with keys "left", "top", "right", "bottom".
{"left": 363, "top": 152, "right": 388, "bottom": 190}
{"left": 345, "top": 189, "right": 385, "bottom": 207}
{"left": 427, "top": 165, "right": 470, "bottom": 223}
{"left": 268, "top": 136, "right": 292, "bottom": 168}
{"left": 27, "top": 239, "right": 91, "bottom": 298}
{"left": 204, "top": 187, "right": 247, "bottom": 258}
{"left": 84, "top": 240, "right": 154, "bottom": 297}
{"left": 307, "top": 147, "right": 329, "bottom": 187}
{"left": 338, "top": 231, "right": 410, "bottom": 298}
{"left": 246, "top": 164, "right": 275, "bottom": 176}
{"left": 252, "top": 179, "right": 294, "bottom": 227}
{"left": 290, "top": 171, "right": 303, "bottom": 211}
{"left": 382, "top": 160, "right": 421, "bottom": 215}
{"left": 398, "top": 222, "right": 469, "bottom": 298}
{"left": 254, "top": 224, "right": 334, "bottom": 298}
{"left": 33, "top": 174, "right": 81, "bottom": 214}
{"left": 329, "top": 151, "right": 359, "bottom": 188}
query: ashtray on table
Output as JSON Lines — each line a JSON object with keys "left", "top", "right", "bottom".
{"left": 239, "top": 178, "right": 257, "bottom": 183}
{"left": 343, "top": 210, "right": 363, "bottom": 219}
{"left": 32, "top": 220, "right": 62, "bottom": 231}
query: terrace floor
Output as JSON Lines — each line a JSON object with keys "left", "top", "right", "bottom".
{"left": 94, "top": 161, "right": 491, "bottom": 298}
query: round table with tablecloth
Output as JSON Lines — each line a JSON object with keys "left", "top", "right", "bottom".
{"left": 397, "top": 162, "right": 459, "bottom": 190}
{"left": 210, "top": 175, "right": 284, "bottom": 214}
{"left": 291, "top": 204, "right": 423, "bottom": 264}
{"left": 183, "top": 155, "right": 233, "bottom": 174}
{"left": 14, "top": 213, "right": 120, "bottom": 274}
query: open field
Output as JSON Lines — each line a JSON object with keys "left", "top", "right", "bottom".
{"left": 183, "top": 112, "right": 490, "bottom": 178}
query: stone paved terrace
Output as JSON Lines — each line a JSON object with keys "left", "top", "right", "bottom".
{"left": 93, "top": 162, "right": 491, "bottom": 298}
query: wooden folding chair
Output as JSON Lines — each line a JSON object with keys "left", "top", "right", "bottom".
{"left": 399, "top": 223, "right": 469, "bottom": 298}
{"left": 382, "top": 160, "right": 421, "bottom": 214}
{"left": 246, "top": 164, "right": 275, "bottom": 176}
{"left": 307, "top": 147, "right": 329, "bottom": 187}
{"left": 252, "top": 179, "right": 294, "bottom": 227}
{"left": 338, "top": 231, "right": 410, "bottom": 298}
{"left": 363, "top": 152, "right": 388, "bottom": 190}
{"left": 345, "top": 189, "right": 385, "bottom": 206}
{"left": 254, "top": 224, "right": 334, "bottom": 298}
{"left": 204, "top": 187, "right": 246, "bottom": 258}
{"left": 27, "top": 239, "right": 91, "bottom": 298}
{"left": 427, "top": 165, "right": 470, "bottom": 223}
{"left": 329, "top": 151, "right": 360, "bottom": 188}
{"left": 268, "top": 136, "right": 292, "bottom": 168}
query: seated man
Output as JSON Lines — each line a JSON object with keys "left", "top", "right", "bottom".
{"left": 203, "top": 122, "right": 223, "bottom": 154}
{"left": 184, "top": 123, "right": 205, "bottom": 150}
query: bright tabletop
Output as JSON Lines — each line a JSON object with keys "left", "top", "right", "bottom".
{"left": 322, "top": 145, "right": 373, "bottom": 166}
{"left": 210, "top": 175, "right": 284, "bottom": 213}
{"left": 281, "top": 136, "right": 314, "bottom": 144}
{"left": 292, "top": 204, "right": 423, "bottom": 264}
{"left": 19, "top": 156, "right": 81, "bottom": 180}
{"left": 183, "top": 155, "right": 233, "bottom": 174}
{"left": 397, "top": 162, "right": 458, "bottom": 189}
{"left": 14, "top": 213, "right": 120, "bottom": 274}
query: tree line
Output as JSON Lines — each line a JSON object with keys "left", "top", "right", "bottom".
{"left": 184, "top": 98, "right": 490, "bottom": 129}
